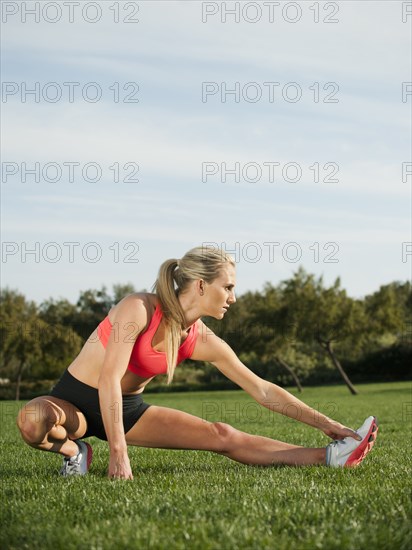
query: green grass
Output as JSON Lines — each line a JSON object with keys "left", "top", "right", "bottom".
{"left": 1, "top": 382, "right": 411, "bottom": 550}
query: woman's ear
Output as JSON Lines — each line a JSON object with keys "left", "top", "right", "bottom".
{"left": 198, "top": 279, "right": 205, "bottom": 296}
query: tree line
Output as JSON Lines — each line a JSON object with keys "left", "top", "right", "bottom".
{"left": 0, "top": 270, "right": 411, "bottom": 400}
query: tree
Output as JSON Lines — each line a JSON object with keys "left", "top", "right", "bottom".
{"left": 38, "top": 297, "right": 78, "bottom": 330}
{"left": 247, "top": 284, "right": 304, "bottom": 392}
{"left": 278, "top": 268, "right": 366, "bottom": 395}
{"left": 1, "top": 289, "right": 42, "bottom": 399}
{"left": 35, "top": 322, "right": 82, "bottom": 380}
{"left": 1, "top": 289, "right": 83, "bottom": 399}
{"left": 364, "top": 282, "right": 410, "bottom": 344}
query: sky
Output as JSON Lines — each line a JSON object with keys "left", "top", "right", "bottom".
{"left": 1, "top": 0, "right": 411, "bottom": 305}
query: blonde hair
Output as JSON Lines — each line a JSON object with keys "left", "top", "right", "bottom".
{"left": 153, "top": 246, "right": 235, "bottom": 384}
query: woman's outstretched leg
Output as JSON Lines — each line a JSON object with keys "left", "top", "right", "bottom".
{"left": 216, "top": 426, "right": 326, "bottom": 466}
{"left": 125, "top": 405, "right": 326, "bottom": 466}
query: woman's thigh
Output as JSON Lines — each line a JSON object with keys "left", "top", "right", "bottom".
{"left": 125, "top": 405, "right": 227, "bottom": 451}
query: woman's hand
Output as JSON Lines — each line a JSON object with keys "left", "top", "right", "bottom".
{"left": 321, "top": 420, "right": 362, "bottom": 441}
{"left": 108, "top": 450, "right": 133, "bottom": 480}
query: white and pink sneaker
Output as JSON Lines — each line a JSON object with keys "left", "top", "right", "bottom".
{"left": 326, "top": 416, "right": 378, "bottom": 468}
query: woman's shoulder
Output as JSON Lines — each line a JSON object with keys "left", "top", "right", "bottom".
{"left": 190, "top": 319, "right": 229, "bottom": 361}
{"left": 115, "top": 291, "right": 156, "bottom": 307}
{"left": 109, "top": 292, "right": 157, "bottom": 326}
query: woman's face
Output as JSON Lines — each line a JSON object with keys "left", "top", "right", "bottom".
{"left": 202, "top": 264, "right": 236, "bottom": 319}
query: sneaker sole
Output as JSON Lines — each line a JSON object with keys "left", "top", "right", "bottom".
{"left": 345, "top": 417, "right": 378, "bottom": 467}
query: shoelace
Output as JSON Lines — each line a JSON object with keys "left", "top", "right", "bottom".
{"left": 62, "top": 453, "right": 81, "bottom": 474}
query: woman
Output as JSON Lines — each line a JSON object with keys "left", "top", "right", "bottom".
{"left": 17, "top": 246, "right": 378, "bottom": 479}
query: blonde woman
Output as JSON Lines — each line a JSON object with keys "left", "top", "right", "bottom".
{"left": 17, "top": 246, "right": 378, "bottom": 479}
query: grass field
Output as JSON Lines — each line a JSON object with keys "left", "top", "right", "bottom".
{"left": 1, "top": 381, "right": 411, "bottom": 550}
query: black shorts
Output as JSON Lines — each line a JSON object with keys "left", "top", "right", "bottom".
{"left": 49, "top": 370, "right": 151, "bottom": 441}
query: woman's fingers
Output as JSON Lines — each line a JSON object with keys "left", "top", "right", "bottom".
{"left": 323, "top": 424, "right": 362, "bottom": 441}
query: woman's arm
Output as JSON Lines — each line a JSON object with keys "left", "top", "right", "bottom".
{"left": 258, "top": 382, "right": 360, "bottom": 440}
{"left": 195, "top": 324, "right": 360, "bottom": 441}
{"left": 98, "top": 297, "right": 148, "bottom": 479}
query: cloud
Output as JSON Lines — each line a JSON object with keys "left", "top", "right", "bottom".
{"left": 1, "top": 0, "right": 410, "bottom": 302}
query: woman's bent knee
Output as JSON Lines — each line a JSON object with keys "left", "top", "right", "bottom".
{"left": 212, "top": 422, "right": 238, "bottom": 453}
{"left": 17, "top": 397, "right": 60, "bottom": 445}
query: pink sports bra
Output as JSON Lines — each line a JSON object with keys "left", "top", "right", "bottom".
{"left": 97, "top": 302, "right": 198, "bottom": 378}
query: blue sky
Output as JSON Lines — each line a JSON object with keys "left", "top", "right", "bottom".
{"left": 1, "top": 0, "right": 411, "bottom": 304}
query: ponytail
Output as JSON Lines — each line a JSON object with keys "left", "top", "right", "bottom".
{"left": 153, "top": 259, "right": 186, "bottom": 384}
